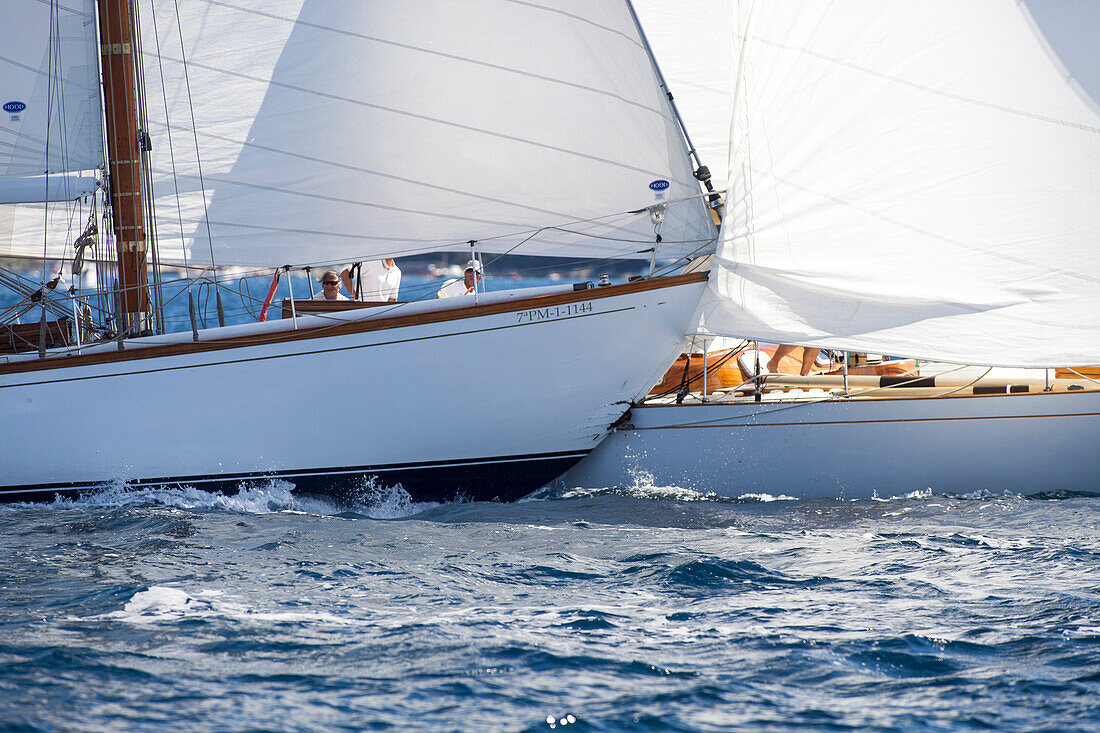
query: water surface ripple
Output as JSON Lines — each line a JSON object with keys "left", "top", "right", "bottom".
{"left": 1, "top": 483, "right": 1098, "bottom": 731}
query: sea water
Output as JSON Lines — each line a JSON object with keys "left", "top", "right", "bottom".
{"left": 2, "top": 484, "right": 1098, "bottom": 732}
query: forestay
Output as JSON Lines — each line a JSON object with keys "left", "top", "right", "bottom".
{"left": 693, "top": 0, "right": 1100, "bottom": 367}
{"left": 129, "top": 0, "right": 714, "bottom": 268}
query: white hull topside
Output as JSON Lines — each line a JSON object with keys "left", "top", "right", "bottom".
{"left": 557, "top": 390, "right": 1100, "bottom": 499}
{"left": 0, "top": 275, "right": 706, "bottom": 503}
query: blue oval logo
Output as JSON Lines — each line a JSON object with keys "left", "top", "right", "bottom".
{"left": 3, "top": 101, "right": 26, "bottom": 113}
{"left": 648, "top": 179, "right": 670, "bottom": 191}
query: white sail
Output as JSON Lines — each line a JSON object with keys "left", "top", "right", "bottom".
{"left": 0, "top": 175, "right": 98, "bottom": 205}
{"left": 631, "top": 0, "right": 735, "bottom": 191}
{"left": 135, "top": 0, "right": 715, "bottom": 269}
{"left": 0, "top": 0, "right": 103, "bottom": 178}
{"left": 693, "top": 0, "right": 1100, "bottom": 367}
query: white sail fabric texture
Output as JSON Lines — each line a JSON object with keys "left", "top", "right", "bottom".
{"left": 134, "top": 0, "right": 714, "bottom": 268}
{"left": 693, "top": 0, "right": 1100, "bottom": 367}
{"left": 0, "top": 0, "right": 103, "bottom": 179}
{"left": 0, "top": 175, "right": 99, "bottom": 205}
{"left": 631, "top": 0, "right": 734, "bottom": 191}
{"left": 0, "top": 0, "right": 102, "bottom": 261}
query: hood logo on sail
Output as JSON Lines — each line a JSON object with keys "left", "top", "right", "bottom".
{"left": 3, "top": 101, "right": 26, "bottom": 113}
{"left": 649, "top": 179, "right": 669, "bottom": 201}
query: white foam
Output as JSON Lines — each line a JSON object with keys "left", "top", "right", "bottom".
{"left": 107, "top": 586, "right": 369, "bottom": 626}
{"left": 111, "top": 586, "right": 212, "bottom": 622}
{"left": 734, "top": 493, "right": 797, "bottom": 502}
{"left": 554, "top": 484, "right": 723, "bottom": 503}
{"left": 40, "top": 477, "right": 438, "bottom": 517}
{"left": 348, "top": 478, "right": 440, "bottom": 519}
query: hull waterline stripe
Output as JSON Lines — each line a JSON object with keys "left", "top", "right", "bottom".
{"left": 0, "top": 450, "right": 590, "bottom": 495}
{"left": 629, "top": 411, "right": 1100, "bottom": 431}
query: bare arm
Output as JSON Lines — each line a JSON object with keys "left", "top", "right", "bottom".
{"left": 340, "top": 269, "right": 355, "bottom": 300}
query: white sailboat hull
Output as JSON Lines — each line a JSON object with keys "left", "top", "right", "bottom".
{"left": 0, "top": 276, "right": 705, "bottom": 503}
{"left": 558, "top": 391, "right": 1100, "bottom": 499}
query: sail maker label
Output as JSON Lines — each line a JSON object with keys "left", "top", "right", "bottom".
{"left": 516, "top": 301, "right": 594, "bottom": 324}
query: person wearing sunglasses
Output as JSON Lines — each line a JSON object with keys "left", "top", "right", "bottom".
{"left": 313, "top": 270, "right": 349, "bottom": 301}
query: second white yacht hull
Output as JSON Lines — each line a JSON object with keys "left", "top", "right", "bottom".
{"left": 557, "top": 391, "right": 1100, "bottom": 499}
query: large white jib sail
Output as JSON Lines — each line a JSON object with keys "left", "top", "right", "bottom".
{"left": 692, "top": 0, "right": 1100, "bottom": 367}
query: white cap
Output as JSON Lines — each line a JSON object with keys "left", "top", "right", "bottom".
{"left": 465, "top": 259, "right": 483, "bottom": 273}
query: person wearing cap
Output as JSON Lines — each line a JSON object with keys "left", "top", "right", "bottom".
{"left": 341, "top": 259, "right": 401, "bottom": 302}
{"left": 436, "top": 259, "right": 483, "bottom": 298}
{"left": 313, "top": 270, "right": 349, "bottom": 301}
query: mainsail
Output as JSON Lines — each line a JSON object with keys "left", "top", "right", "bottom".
{"left": 3, "top": 1, "right": 716, "bottom": 268}
{"left": 690, "top": 0, "right": 1100, "bottom": 367}
{"left": 134, "top": 0, "right": 715, "bottom": 268}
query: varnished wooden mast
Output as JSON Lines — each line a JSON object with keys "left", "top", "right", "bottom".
{"left": 98, "top": 0, "right": 151, "bottom": 335}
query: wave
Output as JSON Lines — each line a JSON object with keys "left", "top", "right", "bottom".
{"left": 104, "top": 586, "right": 368, "bottom": 627}
{"left": 23, "top": 477, "right": 437, "bottom": 518}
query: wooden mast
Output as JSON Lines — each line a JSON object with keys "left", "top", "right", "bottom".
{"left": 97, "top": 0, "right": 152, "bottom": 335}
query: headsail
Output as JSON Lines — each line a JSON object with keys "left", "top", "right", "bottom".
{"left": 0, "top": 0, "right": 103, "bottom": 180}
{"left": 136, "top": 0, "right": 715, "bottom": 268}
{"left": 693, "top": 0, "right": 1100, "bottom": 367}
{"left": 630, "top": 0, "right": 735, "bottom": 192}
{"left": 0, "top": 0, "right": 103, "bottom": 262}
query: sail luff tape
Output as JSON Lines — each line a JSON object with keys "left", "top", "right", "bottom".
{"left": 99, "top": 43, "right": 132, "bottom": 55}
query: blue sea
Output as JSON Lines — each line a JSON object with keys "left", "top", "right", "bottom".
{"left": 2, "top": 485, "right": 1098, "bottom": 732}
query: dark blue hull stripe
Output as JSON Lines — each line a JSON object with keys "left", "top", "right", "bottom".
{"left": 0, "top": 450, "right": 589, "bottom": 504}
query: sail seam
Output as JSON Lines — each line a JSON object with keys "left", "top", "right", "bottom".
{"left": 142, "top": 121, "right": 599, "bottom": 224}
{"left": 189, "top": 0, "right": 662, "bottom": 118}
{"left": 142, "top": 52, "right": 670, "bottom": 175}
{"left": 741, "top": 168, "right": 1100, "bottom": 286}
{"left": 746, "top": 34, "right": 1100, "bottom": 135}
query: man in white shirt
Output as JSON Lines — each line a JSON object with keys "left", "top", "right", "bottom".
{"left": 313, "top": 270, "right": 349, "bottom": 300}
{"left": 341, "top": 259, "right": 401, "bottom": 302}
{"left": 436, "top": 259, "right": 482, "bottom": 298}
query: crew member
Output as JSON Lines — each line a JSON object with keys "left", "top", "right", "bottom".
{"left": 313, "top": 270, "right": 349, "bottom": 301}
{"left": 436, "top": 259, "right": 483, "bottom": 298}
{"left": 342, "top": 259, "right": 401, "bottom": 302}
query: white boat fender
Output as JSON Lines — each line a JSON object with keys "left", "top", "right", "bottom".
{"left": 737, "top": 349, "right": 773, "bottom": 377}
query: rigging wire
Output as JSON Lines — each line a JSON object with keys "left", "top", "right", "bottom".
{"left": 171, "top": 0, "right": 224, "bottom": 326}
{"left": 147, "top": 0, "right": 200, "bottom": 338}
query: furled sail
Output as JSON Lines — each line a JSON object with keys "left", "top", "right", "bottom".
{"left": 693, "top": 0, "right": 1100, "bottom": 367}
{"left": 137, "top": 0, "right": 715, "bottom": 269}
{"left": 0, "top": 0, "right": 103, "bottom": 179}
